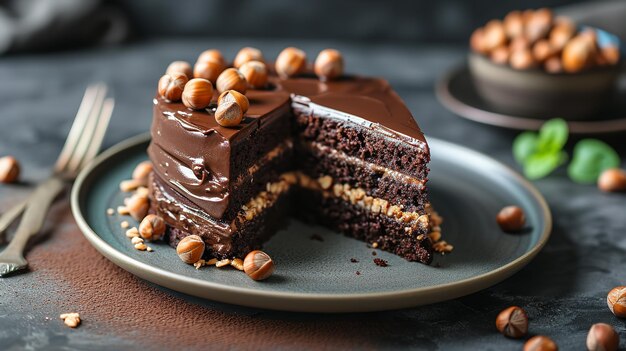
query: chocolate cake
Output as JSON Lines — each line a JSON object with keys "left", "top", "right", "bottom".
{"left": 148, "top": 47, "right": 444, "bottom": 265}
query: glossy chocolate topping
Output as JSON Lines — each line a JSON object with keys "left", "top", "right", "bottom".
{"left": 148, "top": 70, "right": 428, "bottom": 220}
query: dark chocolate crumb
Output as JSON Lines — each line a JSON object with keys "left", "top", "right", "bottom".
{"left": 356, "top": 271, "right": 361, "bottom": 275}
{"left": 372, "top": 251, "right": 377, "bottom": 256}
{"left": 310, "top": 234, "right": 324, "bottom": 242}
{"left": 350, "top": 258, "right": 358, "bottom": 263}
{"left": 373, "top": 258, "right": 388, "bottom": 267}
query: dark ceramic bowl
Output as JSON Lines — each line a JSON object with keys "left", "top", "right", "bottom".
{"left": 468, "top": 53, "right": 621, "bottom": 120}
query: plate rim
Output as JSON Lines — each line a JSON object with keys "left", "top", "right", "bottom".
{"left": 71, "top": 133, "right": 552, "bottom": 313}
{"left": 435, "top": 64, "right": 626, "bottom": 134}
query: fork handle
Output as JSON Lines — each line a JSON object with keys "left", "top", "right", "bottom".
{"left": 2, "top": 177, "right": 65, "bottom": 254}
{"left": 0, "top": 199, "right": 27, "bottom": 238}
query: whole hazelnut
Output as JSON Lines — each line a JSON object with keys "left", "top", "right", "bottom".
{"left": 132, "top": 161, "right": 153, "bottom": 185}
{"left": 158, "top": 73, "right": 188, "bottom": 102}
{"left": 233, "top": 47, "right": 265, "bottom": 68}
{"left": 182, "top": 78, "right": 214, "bottom": 110}
{"left": 482, "top": 20, "right": 507, "bottom": 52}
{"left": 490, "top": 46, "right": 510, "bottom": 65}
{"left": 138, "top": 214, "right": 166, "bottom": 241}
{"left": 607, "top": 286, "right": 626, "bottom": 317}
{"left": 503, "top": 10, "right": 524, "bottom": 39}
{"left": 495, "top": 306, "right": 529, "bottom": 338}
{"left": 524, "top": 335, "right": 558, "bottom": 351}
{"left": 497, "top": 206, "right": 526, "bottom": 232}
{"left": 314, "top": 48, "right": 344, "bottom": 81}
{"left": 598, "top": 169, "right": 626, "bottom": 193}
{"left": 126, "top": 193, "right": 149, "bottom": 221}
{"left": 193, "top": 60, "right": 226, "bottom": 84}
{"left": 0, "top": 156, "right": 20, "bottom": 183}
{"left": 243, "top": 250, "right": 274, "bottom": 281}
{"left": 275, "top": 47, "right": 307, "bottom": 79}
{"left": 217, "top": 90, "right": 249, "bottom": 113}
{"left": 510, "top": 49, "right": 536, "bottom": 70}
{"left": 216, "top": 68, "right": 247, "bottom": 94}
{"left": 470, "top": 28, "right": 488, "bottom": 54}
{"left": 165, "top": 61, "right": 192, "bottom": 79}
{"left": 510, "top": 36, "right": 531, "bottom": 52}
{"left": 533, "top": 40, "right": 557, "bottom": 63}
{"left": 563, "top": 36, "right": 593, "bottom": 73}
{"left": 215, "top": 101, "right": 244, "bottom": 127}
{"left": 601, "top": 46, "right": 620, "bottom": 65}
{"left": 197, "top": 49, "right": 226, "bottom": 67}
{"left": 239, "top": 60, "right": 268, "bottom": 89}
{"left": 525, "top": 8, "right": 553, "bottom": 43}
{"left": 176, "top": 235, "right": 205, "bottom": 264}
{"left": 586, "top": 323, "right": 619, "bottom": 351}
{"left": 544, "top": 56, "right": 563, "bottom": 73}
{"left": 549, "top": 21, "right": 575, "bottom": 50}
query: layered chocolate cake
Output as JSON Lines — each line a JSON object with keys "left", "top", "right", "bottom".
{"left": 148, "top": 47, "right": 445, "bottom": 265}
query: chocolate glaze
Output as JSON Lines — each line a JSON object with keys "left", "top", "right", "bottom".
{"left": 148, "top": 70, "right": 429, "bottom": 220}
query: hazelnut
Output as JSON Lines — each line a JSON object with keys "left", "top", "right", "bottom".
{"left": 598, "top": 169, "right": 626, "bottom": 192}
{"left": 275, "top": 47, "right": 307, "bottom": 78}
{"left": 525, "top": 8, "right": 553, "bottom": 43}
{"left": 216, "top": 68, "right": 247, "bottom": 94}
{"left": 510, "top": 36, "right": 531, "bottom": 52}
{"left": 586, "top": 323, "right": 619, "bottom": 351}
{"left": 239, "top": 60, "right": 268, "bottom": 89}
{"left": 126, "top": 193, "right": 149, "bottom": 221}
{"left": 193, "top": 60, "right": 225, "bottom": 84}
{"left": 533, "top": 40, "right": 557, "bottom": 63}
{"left": 165, "top": 61, "right": 192, "bottom": 79}
{"left": 197, "top": 49, "right": 226, "bottom": 67}
{"left": 243, "top": 250, "right": 274, "bottom": 281}
{"left": 607, "top": 286, "right": 626, "bottom": 317}
{"left": 176, "top": 235, "right": 205, "bottom": 264}
{"left": 233, "top": 47, "right": 264, "bottom": 68}
{"left": 60, "top": 313, "right": 81, "bottom": 328}
{"left": 510, "top": 49, "right": 536, "bottom": 70}
{"left": 0, "top": 156, "right": 20, "bottom": 183}
{"left": 314, "top": 48, "right": 344, "bottom": 81}
{"left": 563, "top": 36, "right": 593, "bottom": 73}
{"left": 495, "top": 306, "right": 528, "bottom": 338}
{"left": 524, "top": 335, "right": 558, "bottom": 351}
{"left": 182, "top": 78, "right": 213, "bottom": 110}
{"left": 544, "top": 56, "right": 563, "bottom": 73}
{"left": 601, "top": 46, "right": 620, "bottom": 65}
{"left": 470, "top": 28, "right": 488, "bottom": 54}
{"left": 217, "top": 90, "right": 249, "bottom": 113}
{"left": 215, "top": 101, "right": 244, "bottom": 127}
{"left": 482, "top": 20, "right": 507, "bottom": 52}
{"left": 549, "top": 21, "right": 575, "bottom": 50}
{"left": 138, "top": 214, "right": 166, "bottom": 241}
{"left": 497, "top": 206, "right": 525, "bottom": 232}
{"left": 490, "top": 46, "right": 510, "bottom": 65}
{"left": 503, "top": 10, "right": 524, "bottom": 39}
{"left": 158, "top": 73, "right": 188, "bottom": 102}
{"left": 132, "top": 161, "right": 153, "bottom": 185}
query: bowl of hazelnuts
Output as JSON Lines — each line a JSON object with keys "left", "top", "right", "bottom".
{"left": 469, "top": 8, "right": 622, "bottom": 120}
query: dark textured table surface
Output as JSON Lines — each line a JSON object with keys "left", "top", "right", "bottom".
{"left": 1, "top": 40, "right": 625, "bottom": 350}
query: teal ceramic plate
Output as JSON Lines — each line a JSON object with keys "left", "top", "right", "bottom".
{"left": 71, "top": 133, "right": 551, "bottom": 313}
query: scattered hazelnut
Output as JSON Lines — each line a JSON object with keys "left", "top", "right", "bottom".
{"left": 275, "top": 47, "right": 307, "bottom": 79}
{"left": 509, "top": 36, "right": 531, "bottom": 52}
{"left": 586, "top": 323, "right": 619, "bottom": 351}
{"left": 524, "top": 335, "right": 558, "bottom": 351}
{"left": 525, "top": 8, "right": 553, "bottom": 43}
{"left": 215, "top": 259, "right": 231, "bottom": 268}
{"left": 482, "top": 20, "right": 507, "bottom": 52}
{"left": 215, "top": 101, "right": 244, "bottom": 127}
{"left": 470, "top": 28, "right": 488, "bottom": 54}
{"left": 197, "top": 49, "right": 226, "bottom": 67}
{"left": 60, "top": 313, "right": 81, "bottom": 328}
{"left": 533, "top": 40, "right": 557, "bottom": 63}
{"left": 193, "top": 60, "right": 225, "bottom": 84}
{"left": 314, "top": 48, "right": 344, "bottom": 81}
{"left": 243, "top": 250, "right": 274, "bottom": 281}
{"left": 563, "top": 36, "right": 593, "bottom": 73}
{"left": 126, "top": 193, "right": 149, "bottom": 221}
{"left": 134, "top": 242, "right": 147, "bottom": 251}
{"left": 176, "top": 235, "right": 205, "bottom": 264}
{"left": 138, "top": 214, "right": 166, "bottom": 241}
{"left": 607, "top": 286, "right": 626, "bottom": 317}
{"left": 0, "top": 156, "right": 20, "bottom": 183}
{"left": 510, "top": 49, "right": 536, "bottom": 70}
{"left": 216, "top": 68, "right": 247, "bottom": 94}
{"left": 233, "top": 47, "right": 264, "bottom": 68}
{"left": 503, "top": 10, "right": 524, "bottom": 39}
{"left": 165, "top": 61, "right": 192, "bottom": 79}
{"left": 182, "top": 78, "right": 213, "bottom": 110}
{"left": 158, "top": 73, "right": 188, "bottom": 102}
{"left": 598, "top": 169, "right": 626, "bottom": 193}
{"left": 544, "top": 56, "right": 563, "bottom": 73}
{"left": 490, "top": 46, "right": 510, "bottom": 65}
{"left": 238, "top": 60, "right": 268, "bottom": 89}
{"left": 217, "top": 90, "right": 249, "bottom": 113}
{"left": 119, "top": 179, "right": 142, "bottom": 192}
{"left": 497, "top": 206, "right": 526, "bottom": 232}
{"left": 495, "top": 306, "right": 528, "bottom": 338}
{"left": 549, "top": 21, "right": 576, "bottom": 50}
{"left": 132, "top": 161, "right": 153, "bottom": 185}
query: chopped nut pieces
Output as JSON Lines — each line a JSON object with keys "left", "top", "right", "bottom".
{"left": 433, "top": 241, "right": 454, "bottom": 254}
{"left": 0, "top": 156, "right": 20, "bottom": 183}
{"left": 125, "top": 227, "right": 140, "bottom": 238}
{"left": 132, "top": 161, "right": 153, "bottom": 185}
{"left": 106, "top": 208, "right": 114, "bottom": 216}
{"left": 176, "top": 235, "right": 205, "bottom": 264}
{"left": 215, "top": 259, "right": 231, "bottom": 268}
{"left": 134, "top": 243, "right": 147, "bottom": 251}
{"left": 230, "top": 258, "right": 244, "bottom": 271}
{"left": 119, "top": 179, "right": 143, "bottom": 192}
{"left": 126, "top": 193, "right": 149, "bottom": 221}
{"left": 131, "top": 236, "right": 144, "bottom": 245}
{"left": 193, "top": 259, "right": 206, "bottom": 270}
{"left": 117, "top": 206, "right": 129, "bottom": 215}
{"left": 60, "top": 313, "right": 81, "bottom": 328}
{"left": 120, "top": 221, "right": 129, "bottom": 229}
{"left": 243, "top": 250, "right": 274, "bottom": 281}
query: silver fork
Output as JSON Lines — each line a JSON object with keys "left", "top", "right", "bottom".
{"left": 0, "top": 84, "right": 114, "bottom": 277}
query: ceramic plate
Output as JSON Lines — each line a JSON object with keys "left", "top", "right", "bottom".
{"left": 436, "top": 65, "right": 626, "bottom": 134}
{"left": 71, "top": 133, "right": 551, "bottom": 313}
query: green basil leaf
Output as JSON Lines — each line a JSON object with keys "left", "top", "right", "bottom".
{"left": 537, "top": 118, "right": 568, "bottom": 154}
{"left": 513, "top": 132, "right": 539, "bottom": 164}
{"left": 567, "top": 139, "right": 620, "bottom": 183}
{"left": 524, "top": 151, "right": 567, "bottom": 180}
